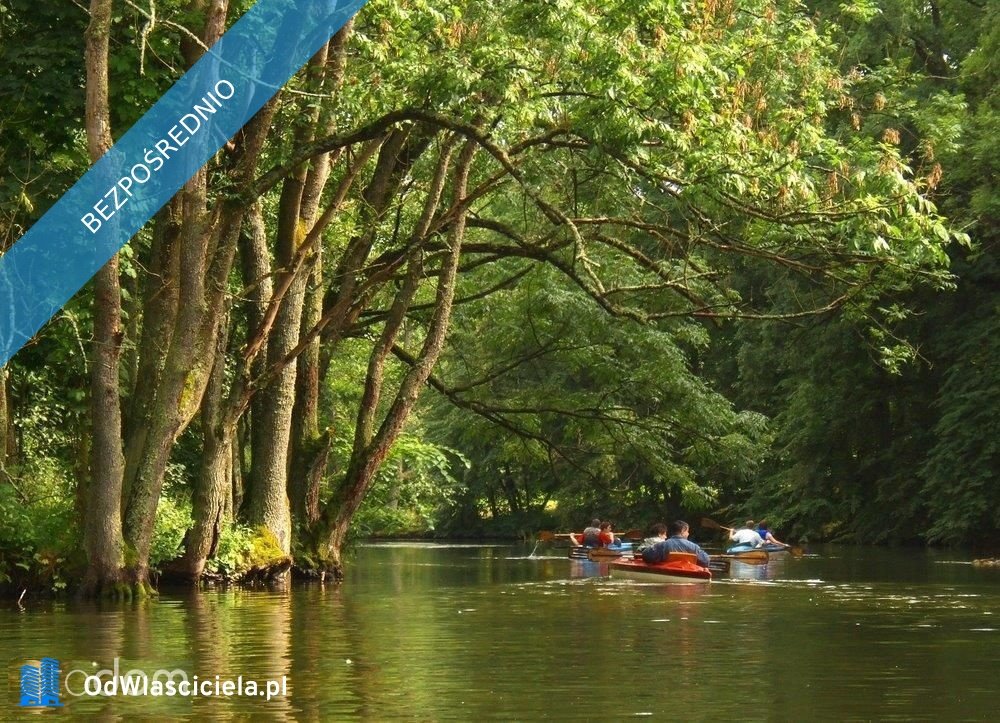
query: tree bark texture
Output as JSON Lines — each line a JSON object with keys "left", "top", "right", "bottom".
{"left": 180, "top": 317, "right": 233, "bottom": 580}
{"left": 290, "top": 25, "right": 354, "bottom": 525}
{"left": 81, "top": 0, "right": 127, "bottom": 596}
{"left": 118, "top": 12, "right": 274, "bottom": 584}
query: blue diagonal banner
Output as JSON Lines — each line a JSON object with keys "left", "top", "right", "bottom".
{"left": 0, "top": 0, "right": 367, "bottom": 367}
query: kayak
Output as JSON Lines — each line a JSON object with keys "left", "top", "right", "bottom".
{"left": 725, "top": 542, "right": 787, "bottom": 556}
{"left": 608, "top": 552, "right": 712, "bottom": 584}
{"left": 569, "top": 543, "right": 633, "bottom": 560}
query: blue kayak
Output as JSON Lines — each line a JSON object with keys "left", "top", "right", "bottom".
{"left": 726, "top": 542, "right": 788, "bottom": 555}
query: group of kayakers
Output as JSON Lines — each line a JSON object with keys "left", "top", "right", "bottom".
{"left": 571, "top": 517, "right": 786, "bottom": 569}
{"left": 730, "top": 519, "right": 786, "bottom": 548}
{"left": 567, "top": 519, "right": 617, "bottom": 548}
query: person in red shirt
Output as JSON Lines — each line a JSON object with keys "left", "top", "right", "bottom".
{"left": 571, "top": 519, "right": 616, "bottom": 546}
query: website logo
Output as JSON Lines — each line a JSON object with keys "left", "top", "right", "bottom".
{"left": 19, "top": 657, "right": 63, "bottom": 708}
{"left": 14, "top": 656, "right": 287, "bottom": 704}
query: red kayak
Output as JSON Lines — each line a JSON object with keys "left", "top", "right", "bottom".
{"left": 609, "top": 552, "right": 712, "bottom": 584}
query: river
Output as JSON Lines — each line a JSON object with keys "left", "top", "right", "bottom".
{"left": 3, "top": 543, "right": 998, "bottom": 719}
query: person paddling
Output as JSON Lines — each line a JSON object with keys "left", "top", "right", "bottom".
{"left": 757, "top": 520, "right": 787, "bottom": 547}
{"left": 641, "top": 521, "right": 711, "bottom": 568}
{"left": 570, "top": 519, "right": 604, "bottom": 547}
{"left": 729, "top": 519, "right": 764, "bottom": 548}
{"left": 597, "top": 521, "right": 617, "bottom": 547}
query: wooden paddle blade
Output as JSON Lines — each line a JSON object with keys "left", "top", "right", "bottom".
{"left": 701, "top": 517, "right": 732, "bottom": 532}
{"left": 620, "top": 528, "right": 642, "bottom": 541}
{"left": 537, "top": 531, "right": 556, "bottom": 542}
{"left": 708, "top": 558, "right": 731, "bottom": 572}
{"left": 789, "top": 545, "right": 805, "bottom": 557}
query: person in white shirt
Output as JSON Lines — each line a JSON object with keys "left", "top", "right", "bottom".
{"left": 729, "top": 520, "right": 764, "bottom": 548}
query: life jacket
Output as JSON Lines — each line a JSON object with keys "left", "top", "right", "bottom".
{"left": 582, "top": 526, "right": 602, "bottom": 546}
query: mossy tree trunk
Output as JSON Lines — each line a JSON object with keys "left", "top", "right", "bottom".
{"left": 180, "top": 320, "right": 233, "bottom": 581}
{"left": 0, "top": 368, "right": 9, "bottom": 477}
{"left": 117, "top": 7, "right": 275, "bottom": 588}
{"left": 244, "top": 36, "right": 354, "bottom": 564}
{"left": 232, "top": 125, "right": 426, "bottom": 578}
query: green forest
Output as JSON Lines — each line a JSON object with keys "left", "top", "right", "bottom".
{"left": 0, "top": 0, "right": 996, "bottom": 597}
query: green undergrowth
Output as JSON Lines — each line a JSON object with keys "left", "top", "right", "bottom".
{"left": 0, "top": 483, "right": 81, "bottom": 594}
{"left": 204, "top": 524, "right": 288, "bottom": 579}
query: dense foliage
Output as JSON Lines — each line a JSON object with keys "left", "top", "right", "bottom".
{"left": 0, "top": 0, "right": 991, "bottom": 594}
{"left": 704, "top": 0, "right": 998, "bottom": 547}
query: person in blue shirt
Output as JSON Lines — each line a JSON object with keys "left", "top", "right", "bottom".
{"left": 757, "top": 520, "right": 787, "bottom": 547}
{"left": 641, "top": 520, "right": 711, "bottom": 568}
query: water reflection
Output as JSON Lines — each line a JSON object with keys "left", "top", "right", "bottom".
{"left": 724, "top": 553, "right": 790, "bottom": 582}
{"left": 1, "top": 544, "right": 999, "bottom": 719}
{"left": 567, "top": 559, "right": 608, "bottom": 578}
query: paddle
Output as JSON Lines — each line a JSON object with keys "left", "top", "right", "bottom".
{"left": 536, "top": 531, "right": 574, "bottom": 542}
{"left": 705, "top": 518, "right": 805, "bottom": 557}
{"left": 708, "top": 557, "right": 730, "bottom": 573}
{"left": 764, "top": 539, "right": 805, "bottom": 557}
{"left": 537, "top": 528, "right": 642, "bottom": 543}
{"left": 717, "top": 551, "right": 769, "bottom": 564}
{"left": 701, "top": 517, "right": 734, "bottom": 533}
{"left": 756, "top": 533, "right": 805, "bottom": 557}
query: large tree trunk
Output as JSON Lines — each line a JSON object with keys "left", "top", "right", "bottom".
{"left": 84, "top": 263, "right": 127, "bottom": 594}
{"left": 121, "top": 175, "right": 218, "bottom": 587}
{"left": 239, "top": 194, "right": 297, "bottom": 561}
{"left": 289, "top": 23, "right": 353, "bottom": 526}
{"left": 244, "top": 33, "right": 359, "bottom": 564}
{"left": 243, "top": 155, "right": 314, "bottom": 561}
{"left": 125, "top": 0, "right": 275, "bottom": 585}
{"left": 176, "top": 198, "right": 269, "bottom": 584}
{"left": 289, "top": 274, "right": 327, "bottom": 525}
{"left": 179, "top": 319, "right": 233, "bottom": 580}
{"left": 188, "top": 427, "right": 234, "bottom": 578}
{"left": 318, "top": 140, "right": 476, "bottom": 572}
{"left": 80, "top": 0, "right": 127, "bottom": 597}
{"left": 244, "top": 290, "right": 301, "bottom": 561}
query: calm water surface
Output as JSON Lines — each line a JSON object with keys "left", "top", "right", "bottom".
{"left": 2, "top": 543, "right": 998, "bottom": 720}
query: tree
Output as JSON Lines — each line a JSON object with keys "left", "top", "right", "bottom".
{"left": 1, "top": 0, "right": 964, "bottom": 592}
{"left": 713, "top": 0, "right": 996, "bottom": 545}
